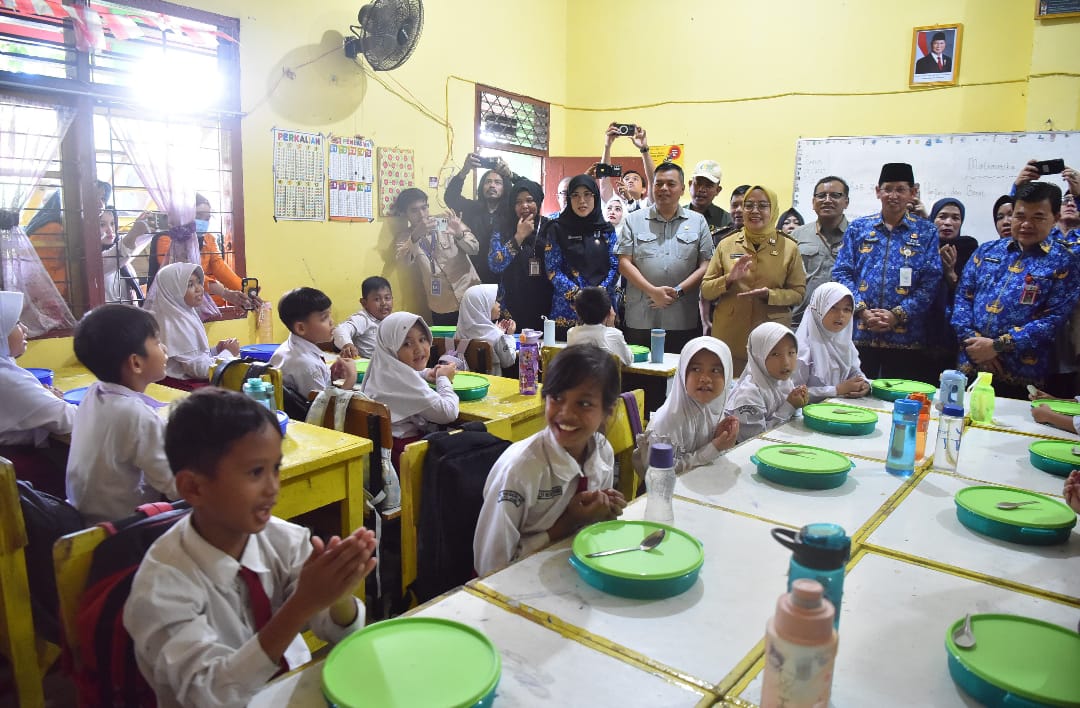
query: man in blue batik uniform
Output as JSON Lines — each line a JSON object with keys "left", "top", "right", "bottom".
{"left": 952, "top": 182, "right": 1080, "bottom": 399}
{"left": 832, "top": 162, "right": 943, "bottom": 382}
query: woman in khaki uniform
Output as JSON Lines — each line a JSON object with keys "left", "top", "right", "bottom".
{"left": 700, "top": 185, "right": 807, "bottom": 374}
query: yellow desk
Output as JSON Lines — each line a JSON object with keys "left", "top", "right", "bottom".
{"left": 455, "top": 373, "right": 545, "bottom": 441}
{"left": 53, "top": 366, "right": 187, "bottom": 404}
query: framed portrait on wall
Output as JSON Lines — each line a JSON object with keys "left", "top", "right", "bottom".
{"left": 909, "top": 24, "right": 963, "bottom": 87}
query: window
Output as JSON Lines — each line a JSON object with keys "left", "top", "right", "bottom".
{"left": 475, "top": 84, "right": 550, "bottom": 157}
{"left": 0, "top": 0, "right": 244, "bottom": 334}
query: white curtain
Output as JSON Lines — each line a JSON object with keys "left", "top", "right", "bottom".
{"left": 112, "top": 117, "right": 219, "bottom": 319}
{"left": 0, "top": 98, "right": 77, "bottom": 336}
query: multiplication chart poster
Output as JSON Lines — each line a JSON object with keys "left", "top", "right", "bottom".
{"left": 272, "top": 127, "right": 325, "bottom": 221}
{"left": 377, "top": 146, "right": 414, "bottom": 217}
{"left": 328, "top": 136, "right": 374, "bottom": 222}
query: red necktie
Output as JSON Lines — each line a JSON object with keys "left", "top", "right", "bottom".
{"left": 239, "top": 566, "right": 289, "bottom": 674}
{"left": 937, "top": 57, "right": 943, "bottom": 70}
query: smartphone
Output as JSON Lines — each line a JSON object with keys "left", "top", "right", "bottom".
{"left": 613, "top": 123, "right": 636, "bottom": 136}
{"left": 476, "top": 156, "right": 499, "bottom": 170}
{"left": 1026, "top": 384, "right": 1039, "bottom": 398}
{"left": 147, "top": 211, "right": 169, "bottom": 231}
{"left": 434, "top": 216, "right": 449, "bottom": 233}
{"left": 595, "top": 163, "right": 623, "bottom": 178}
{"left": 240, "top": 277, "right": 260, "bottom": 309}
{"left": 1034, "top": 158, "right": 1065, "bottom": 175}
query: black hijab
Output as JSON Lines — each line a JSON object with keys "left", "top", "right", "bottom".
{"left": 552, "top": 174, "right": 612, "bottom": 286}
{"left": 557, "top": 175, "right": 607, "bottom": 233}
{"left": 509, "top": 179, "right": 547, "bottom": 244}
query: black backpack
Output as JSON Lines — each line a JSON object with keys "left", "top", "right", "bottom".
{"left": 17, "top": 481, "right": 84, "bottom": 645}
{"left": 406, "top": 425, "right": 511, "bottom": 605}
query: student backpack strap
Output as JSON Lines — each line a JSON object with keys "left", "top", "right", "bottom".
{"left": 209, "top": 356, "right": 251, "bottom": 388}
{"left": 620, "top": 391, "right": 643, "bottom": 437}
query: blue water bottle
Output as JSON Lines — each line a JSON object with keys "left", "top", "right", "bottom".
{"left": 650, "top": 328, "right": 665, "bottom": 363}
{"left": 242, "top": 378, "right": 274, "bottom": 410}
{"left": 938, "top": 369, "right": 966, "bottom": 412}
{"left": 886, "top": 398, "right": 920, "bottom": 478}
{"left": 771, "top": 523, "right": 850, "bottom": 629}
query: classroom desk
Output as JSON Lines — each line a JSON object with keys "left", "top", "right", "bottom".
{"left": 952, "top": 425, "right": 1071, "bottom": 496}
{"left": 455, "top": 372, "right": 545, "bottom": 441}
{"left": 53, "top": 367, "right": 187, "bottom": 404}
{"left": 974, "top": 395, "right": 1080, "bottom": 441}
{"left": 249, "top": 588, "right": 715, "bottom": 707}
{"left": 543, "top": 342, "right": 680, "bottom": 417}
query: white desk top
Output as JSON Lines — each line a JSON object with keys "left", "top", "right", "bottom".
{"left": 250, "top": 590, "right": 711, "bottom": 707}
{"left": 864, "top": 472, "right": 1080, "bottom": 599}
{"left": 973, "top": 395, "right": 1080, "bottom": 441}
{"left": 476, "top": 497, "right": 790, "bottom": 689}
{"left": 760, "top": 413, "right": 939, "bottom": 466}
{"left": 739, "top": 551, "right": 1080, "bottom": 707}
{"left": 952, "top": 425, "right": 1071, "bottom": 497}
{"left": 676, "top": 437, "right": 905, "bottom": 537}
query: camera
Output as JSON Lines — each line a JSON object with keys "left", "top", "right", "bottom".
{"left": 476, "top": 156, "right": 499, "bottom": 170}
{"left": 1034, "top": 158, "right": 1065, "bottom": 175}
{"left": 595, "top": 163, "right": 623, "bottom": 178}
{"left": 613, "top": 123, "right": 636, "bottom": 136}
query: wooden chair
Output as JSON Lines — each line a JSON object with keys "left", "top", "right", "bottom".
{"left": 607, "top": 389, "right": 645, "bottom": 501}
{"left": 0, "top": 457, "right": 48, "bottom": 707}
{"left": 398, "top": 416, "right": 513, "bottom": 605}
{"left": 433, "top": 337, "right": 496, "bottom": 375}
{"left": 209, "top": 360, "right": 285, "bottom": 411}
{"left": 52, "top": 524, "right": 109, "bottom": 682}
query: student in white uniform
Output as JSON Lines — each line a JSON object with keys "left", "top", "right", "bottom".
{"left": 454, "top": 284, "right": 517, "bottom": 375}
{"left": 725, "top": 322, "right": 810, "bottom": 443}
{"left": 124, "top": 388, "right": 375, "bottom": 708}
{"left": 360, "top": 312, "right": 460, "bottom": 467}
{"left": 270, "top": 287, "right": 356, "bottom": 399}
{"left": 332, "top": 276, "right": 394, "bottom": 359}
{"left": 474, "top": 344, "right": 627, "bottom": 576}
{"left": 794, "top": 282, "right": 871, "bottom": 402}
{"left": 635, "top": 336, "right": 740, "bottom": 474}
{"left": 66, "top": 304, "right": 180, "bottom": 523}
{"left": 566, "top": 286, "right": 633, "bottom": 365}
{"left": 0, "top": 290, "right": 76, "bottom": 495}
{"left": 145, "top": 262, "right": 238, "bottom": 383}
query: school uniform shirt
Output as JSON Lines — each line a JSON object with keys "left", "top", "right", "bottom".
{"left": 455, "top": 284, "right": 518, "bottom": 375}
{"left": 795, "top": 282, "right": 868, "bottom": 402}
{"left": 951, "top": 236, "right": 1080, "bottom": 387}
{"left": 397, "top": 228, "right": 481, "bottom": 315}
{"left": 147, "top": 262, "right": 234, "bottom": 380}
{"left": 124, "top": 515, "right": 364, "bottom": 708}
{"left": 65, "top": 382, "right": 178, "bottom": 524}
{"left": 270, "top": 333, "right": 331, "bottom": 398}
{"left": 474, "top": 427, "right": 614, "bottom": 576}
{"left": 616, "top": 205, "right": 714, "bottom": 331}
{"left": 831, "top": 211, "right": 942, "bottom": 349}
{"left": 566, "top": 323, "right": 634, "bottom": 365}
{"left": 332, "top": 308, "right": 381, "bottom": 359}
{"left": 792, "top": 216, "right": 849, "bottom": 324}
{"left": 725, "top": 322, "right": 798, "bottom": 443}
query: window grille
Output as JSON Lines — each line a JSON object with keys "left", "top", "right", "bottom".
{"left": 475, "top": 84, "right": 549, "bottom": 157}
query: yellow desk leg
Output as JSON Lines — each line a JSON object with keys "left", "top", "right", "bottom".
{"left": 341, "top": 455, "right": 368, "bottom": 603}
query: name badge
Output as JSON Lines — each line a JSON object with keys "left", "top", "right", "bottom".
{"left": 899, "top": 267, "right": 913, "bottom": 287}
{"left": 431, "top": 277, "right": 442, "bottom": 296}
{"left": 1020, "top": 276, "right": 1039, "bottom": 305}
{"left": 528, "top": 258, "right": 540, "bottom": 277}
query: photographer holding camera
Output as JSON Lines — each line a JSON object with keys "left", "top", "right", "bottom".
{"left": 599, "top": 122, "right": 655, "bottom": 213}
{"left": 445, "top": 152, "right": 520, "bottom": 285}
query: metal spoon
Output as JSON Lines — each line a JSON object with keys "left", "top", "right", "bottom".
{"left": 586, "top": 528, "right": 666, "bottom": 558}
{"left": 830, "top": 408, "right": 864, "bottom": 416}
{"left": 995, "top": 500, "right": 1040, "bottom": 510}
{"left": 1071, "top": 446, "right": 1080, "bottom": 456}
{"left": 953, "top": 613, "right": 976, "bottom": 649}
{"left": 778, "top": 448, "right": 815, "bottom": 458}
{"left": 879, "top": 380, "right": 897, "bottom": 388}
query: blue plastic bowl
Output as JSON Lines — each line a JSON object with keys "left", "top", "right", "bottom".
{"left": 275, "top": 410, "right": 289, "bottom": 436}
{"left": 750, "top": 454, "right": 853, "bottom": 490}
{"left": 239, "top": 344, "right": 279, "bottom": 362}
{"left": 63, "top": 387, "right": 89, "bottom": 405}
{"left": 803, "top": 415, "right": 878, "bottom": 436}
{"left": 954, "top": 504, "right": 1073, "bottom": 546}
{"left": 946, "top": 646, "right": 1062, "bottom": 708}
{"left": 26, "top": 367, "right": 54, "bottom": 386}
{"left": 568, "top": 553, "right": 702, "bottom": 599}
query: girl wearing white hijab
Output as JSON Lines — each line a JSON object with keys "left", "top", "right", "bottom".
{"left": 794, "top": 282, "right": 870, "bottom": 402}
{"left": 636, "top": 337, "right": 740, "bottom": 474}
{"left": 725, "top": 321, "right": 809, "bottom": 442}
{"left": 360, "top": 312, "right": 459, "bottom": 441}
{"left": 144, "top": 262, "right": 238, "bottom": 382}
{"left": 0, "top": 290, "right": 76, "bottom": 495}
{"left": 455, "top": 284, "right": 517, "bottom": 375}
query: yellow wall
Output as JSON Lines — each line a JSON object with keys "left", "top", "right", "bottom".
{"left": 20, "top": 0, "right": 1079, "bottom": 369}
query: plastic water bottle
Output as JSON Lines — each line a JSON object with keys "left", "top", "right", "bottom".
{"left": 772, "top": 523, "right": 850, "bottom": 629}
{"left": 518, "top": 329, "right": 541, "bottom": 395}
{"left": 542, "top": 316, "right": 555, "bottom": 346}
{"left": 886, "top": 398, "right": 920, "bottom": 478}
{"left": 938, "top": 369, "right": 966, "bottom": 412}
{"left": 243, "top": 378, "right": 274, "bottom": 410}
{"left": 650, "top": 328, "right": 665, "bottom": 363}
{"left": 255, "top": 301, "right": 274, "bottom": 344}
{"left": 643, "top": 442, "right": 676, "bottom": 525}
{"left": 761, "top": 579, "right": 838, "bottom": 708}
{"left": 907, "top": 392, "right": 931, "bottom": 461}
{"left": 933, "top": 404, "right": 965, "bottom": 472}
{"left": 969, "top": 371, "right": 995, "bottom": 425}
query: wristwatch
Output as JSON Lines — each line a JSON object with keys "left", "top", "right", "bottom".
{"left": 674, "top": 285, "right": 684, "bottom": 299}
{"left": 992, "top": 337, "right": 1005, "bottom": 353}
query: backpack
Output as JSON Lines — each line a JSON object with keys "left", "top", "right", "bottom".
{"left": 16, "top": 481, "right": 84, "bottom": 645}
{"left": 72, "top": 502, "right": 190, "bottom": 708}
{"left": 406, "top": 424, "right": 510, "bottom": 605}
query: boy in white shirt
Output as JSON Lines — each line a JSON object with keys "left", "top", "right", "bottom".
{"left": 67, "top": 304, "right": 180, "bottom": 523}
{"left": 270, "top": 287, "right": 357, "bottom": 399}
{"left": 332, "top": 276, "right": 393, "bottom": 359}
{"left": 566, "top": 286, "right": 634, "bottom": 365}
{"left": 124, "top": 388, "right": 376, "bottom": 707}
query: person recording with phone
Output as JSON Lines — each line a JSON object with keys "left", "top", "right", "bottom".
{"left": 445, "top": 152, "right": 521, "bottom": 285}
{"left": 1012, "top": 158, "right": 1079, "bottom": 246}
{"left": 599, "top": 122, "right": 655, "bottom": 212}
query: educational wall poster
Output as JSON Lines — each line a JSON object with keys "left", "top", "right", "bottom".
{"left": 328, "top": 136, "right": 375, "bottom": 222}
{"left": 272, "top": 128, "right": 325, "bottom": 221}
{"left": 648, "top": 144, "right": 684, "bottom": 168}
{"left": 377, "top": 147, "right": 415, "bottom": 217}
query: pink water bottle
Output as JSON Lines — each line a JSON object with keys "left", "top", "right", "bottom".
{"left": 761, "top": 578, "right": 838, "bottom": 708}
{"left": 518, "top": 329, "right": 541, "bottom": 395}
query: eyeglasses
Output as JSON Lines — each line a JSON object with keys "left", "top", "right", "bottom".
{"left": 814, "top": 191, "right": 846, "bottom": 201}
{"left": 743, "top": 201, "right": 771, "bottom": 212}
{"left": 557, "top": 190, "right": 569, "bottom": 197}
{"left": 1064, "top": 197, "right": 1076, "bottom": 207}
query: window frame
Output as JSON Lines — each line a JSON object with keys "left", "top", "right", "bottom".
{"left": 0, "top": 0, "right": 246, "bottom": 335}
{"left": 474, "top": 83, "right": 550, "bottom": 158}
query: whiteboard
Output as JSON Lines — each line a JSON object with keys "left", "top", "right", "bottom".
{"left": 792, "top": 132, "right": 1080, "bottom": 243}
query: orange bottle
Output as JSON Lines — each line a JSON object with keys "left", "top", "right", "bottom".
{"left": 907, "top": 393, "right": 931, "bottom": 461}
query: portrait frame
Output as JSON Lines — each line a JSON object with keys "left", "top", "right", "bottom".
{"left": 909, "top": 24, "right": 963, "bottom": 88}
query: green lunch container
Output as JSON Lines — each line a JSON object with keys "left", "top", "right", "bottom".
{"left": 750, "top": 444, "right": 854, "bottom": 490}
{"left": 629, "top": 344, "right": 649, "bottom": 363}
{"left": 802, "top": 403, "right": 880, "bottom": 436}
{"left": 954, "top": 486, "right": 1076, "bottom": 545}
{"left": 1028, "top": 440, "right": 1080, "bottom": 477}
{"left": 871, "top": 378, "right": 936, "bottom": 402}
{"left": 569, "top": 520, "right": 704, "bottom": 599}
{"left": 429, "top": 325, "right": 456, "bottom": 339}
{"left": 429, "top": 372, "right": 490, "bottom": 401}
{"left": 1030, "top": 398, "right": 1080, "bottom": 416}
